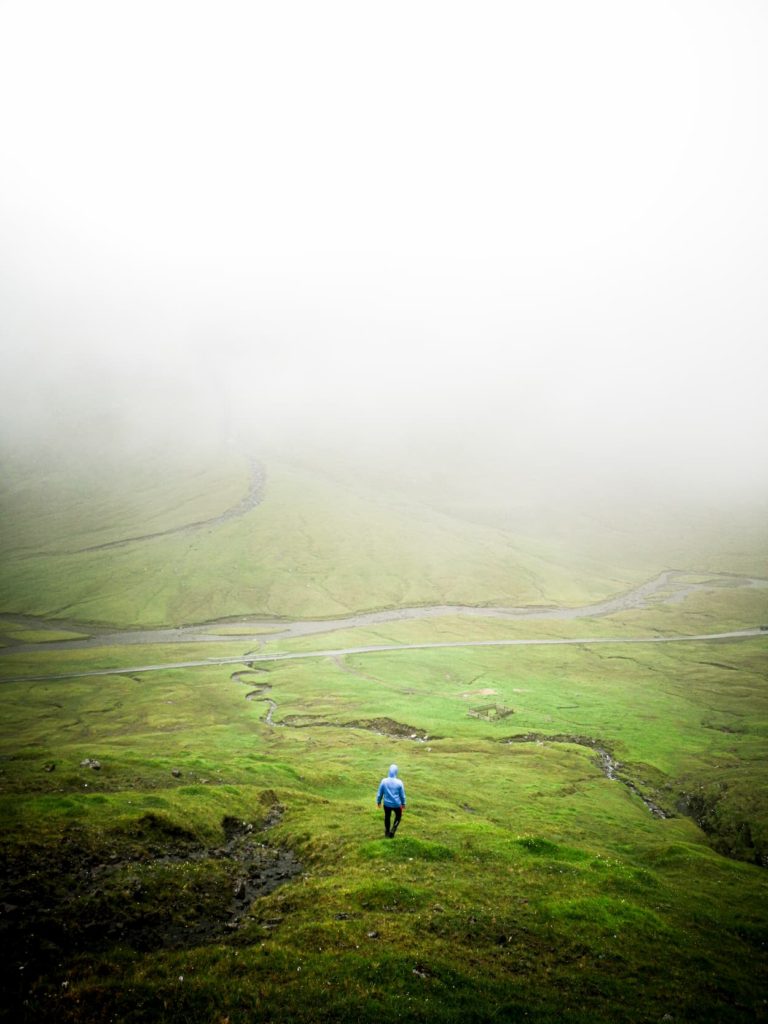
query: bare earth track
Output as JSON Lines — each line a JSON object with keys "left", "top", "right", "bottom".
{"left": 1, "top": 571, "right": 765, "bottom": 683}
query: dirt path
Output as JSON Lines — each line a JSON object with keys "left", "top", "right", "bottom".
{"left": 2, "top": 569, "right": 765, "bottom": 656}
{"left": 0, "top": 807, "right": 301, "bottom": 1009}
{"left": 2, "top": 627, "right": 763, "bottom": 684}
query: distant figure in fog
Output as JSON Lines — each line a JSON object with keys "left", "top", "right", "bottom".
{"left": 376, "top": 763, "right": 406, "bottom": 838}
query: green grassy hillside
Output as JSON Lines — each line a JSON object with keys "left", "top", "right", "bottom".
{"left": 1, "top": 638, "right": 766, "bottom": 1023}
{"left": 0, "top": 448, "right": 766, "bottom": 1022}
{"left": 0, "top": 448, "right": 649, "bottom": 628}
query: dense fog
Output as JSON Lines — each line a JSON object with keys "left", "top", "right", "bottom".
{"left": 1, "top": 1, "right": 767, "bottom": 502}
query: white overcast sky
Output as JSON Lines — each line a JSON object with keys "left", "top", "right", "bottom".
{"left": 0, "top": 1, "right": 766, "bottom": 491}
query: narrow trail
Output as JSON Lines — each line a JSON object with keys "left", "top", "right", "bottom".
{"left": 3, "top": 627, "right": 763, "bottom": 684}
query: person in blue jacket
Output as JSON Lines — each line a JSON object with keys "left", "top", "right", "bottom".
{"left": 376, "top": 763, "right": 406, "bottom": 838}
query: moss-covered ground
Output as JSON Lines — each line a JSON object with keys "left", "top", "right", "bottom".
{"left": 0, "top": 450, "right": 661, "bottom": 627}
{"left": 2, "top": 635, "right": 767, "bottom": 1023}
{"left": 0, "top": 448, "right": 766, "bottom": 1022}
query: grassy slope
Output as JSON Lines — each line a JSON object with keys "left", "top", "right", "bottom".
{"left": 1, "top": 450, "right": 655, "bottom": 628}
{"left": 1, "top": 639, "right": 766, "bottom": 1023}
{"left": 1, "top": 449, "right": 767, "bottom": 1022}
{"left": 428, "top": 479, "right": 768, "bottom": 582}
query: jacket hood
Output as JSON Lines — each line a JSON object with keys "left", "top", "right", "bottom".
{"left": 388, "top": 764, "right": 398, "bottom": 777}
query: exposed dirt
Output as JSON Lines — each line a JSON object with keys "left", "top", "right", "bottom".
{"left": 676, "top": 784, "right": 768, "bottom": 867}
{"left": 5, "top": 569, "right": 766, "bottom": 659}
{"left": 0, "top": 799, "right": 300, "bottom": 1010}
{"left": 467, "top": 704, "right": 514, "bottom": 721}
{"left": 277, "top": 714, "right": 431, "bottom": 741}
{"left": 231, "top": 670, "right": 430, "bottom": 740}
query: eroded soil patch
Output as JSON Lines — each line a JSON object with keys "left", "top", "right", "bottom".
{"left": 0, "top": 802, "right": 300, "bottom": 1009}
{"left": 676, "top": 782, "right": 768, "bottom": 867}
{"left": 468, "top": 703, "right": 514, "bottom": 721}
{"left": 230, "top": 672, "right": 431, "bottom": 740}
{"left": 279, "top": 714, "right": 431, "bottom": 741}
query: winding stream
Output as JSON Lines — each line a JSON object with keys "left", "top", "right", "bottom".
{"left": 228, "top": 670, "right": 673, "bottom": 817}
{"left": 1, "top": 569, "right": 763, "bottom": 847}
{"left": 503, "top": 733, "right": 669, "bottom": 818}
{"left": 1, "top": 569, "right": 765, "bottom": 657}
{"left": 58, "top": 458, "right": 266, "bottom": 555}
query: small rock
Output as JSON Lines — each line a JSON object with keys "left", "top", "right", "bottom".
{"left": 171, "top": 768, "right": 182, "bottom": 778}
{"left": 80, "top": 758, "right": 101, "bottom": 770}
{"left": 367, "top": 930, "right": 379, "bottom": 939}
{"left": 42, "top": 762, "right": 56, "bottom": 772}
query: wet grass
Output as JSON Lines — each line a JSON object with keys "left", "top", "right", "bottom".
{"left": 0, "top": 449, "right": 645, "bottom": 628}
{"left": 1, "top": 633, "right": 767, "bottom": 1023}
{"left": 1, "top": 451, "right": 767, "bottom": 1021}
{"left": 0, "top": 627, "right": 90, "bottom": 643}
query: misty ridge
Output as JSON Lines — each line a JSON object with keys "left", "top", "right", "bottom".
{"left": 2, "top": 321, "right": 766, "bottom": 529}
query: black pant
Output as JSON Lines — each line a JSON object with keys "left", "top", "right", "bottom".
{"left": 384, "top": 806, "right": 402, "bottom": 835}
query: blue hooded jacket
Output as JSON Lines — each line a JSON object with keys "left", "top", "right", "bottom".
{"left": 376, "top": 764, "right": 406, "bottom": 808}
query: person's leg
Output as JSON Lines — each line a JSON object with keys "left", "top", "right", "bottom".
{"left": 384, "top": 806, "right": 392, "bottom": 836}
{"left": 390, "top": 807, "right": 402, "bottom": 836}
